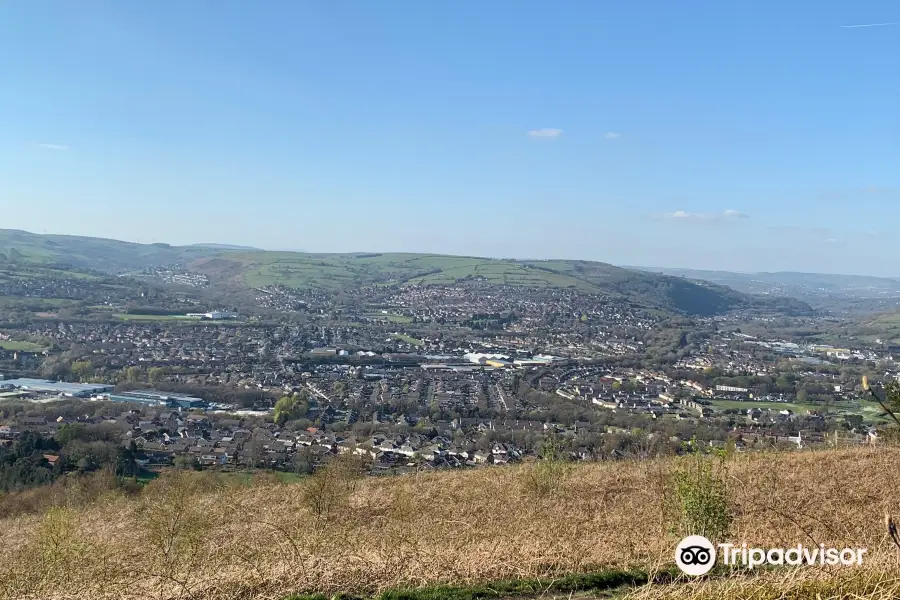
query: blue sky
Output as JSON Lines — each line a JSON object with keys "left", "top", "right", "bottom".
{"left": 2, "top": 1, "right": 899, "bottom": 275}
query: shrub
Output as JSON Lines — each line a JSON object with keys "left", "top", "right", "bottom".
{"left": 669, "top": 452, "right": 732, "bottom": 543}
{"left": 134, "top": 471, "right": 222, "bottom": 598}
{"left": 300, "top": 452, "right": 367, "bottom": 523}
{"left": 521, "top": 435, "right": 573, "bottom": 499}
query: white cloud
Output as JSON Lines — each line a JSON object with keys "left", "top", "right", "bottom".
{"left": 655, "top": 209, "right": 749, "bottom": 223}
{"left": 527, "top": 128, "right": 563, "bottom": 138}
{"left": 37, "top": 143, "right": 70, "bottom": 151}
{"left": 840, "top": 22, "right": 898, "bottom": 28}
{"left": 604, "top": 132, "right": 621, "bottom": 140}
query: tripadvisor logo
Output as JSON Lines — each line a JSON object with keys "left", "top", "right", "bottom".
{"left": 675, "top": 535, "right": 868, "bottom": 576}
{"left": 675, "top": 535, "right": 717, "bottom": 576}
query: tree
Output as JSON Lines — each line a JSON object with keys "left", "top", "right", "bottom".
{"left": 291, "top": 448, "right": 314, "bottom": 475}
{"left": 116, "top": 445, "right": 139, "bottom": 476}
{"left": 56, "top": 422, "right": 86, "bottom": 446}
{"left": 39, "top": 356, "right": 70, "bottom": 380}
{"left": 173, "top": 455, "right": 196, "bottom": 470}
{"left": 274, "top": 392, "right": 308, "bottom": 425}
{"left": 148, "top": 367, "right": 170, "bottom": 385}
{"left": 274, "top": 395, "right": 295, "bottom": 425}
{"left": 70, "top": 360, "right": 94, "bottom": 382}
{"left": 124, "top": 366, "right": 144, "bottom": 383}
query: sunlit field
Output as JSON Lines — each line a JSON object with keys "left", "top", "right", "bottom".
{"left": 1, "top": 446, "right": 899, "bottom": 600}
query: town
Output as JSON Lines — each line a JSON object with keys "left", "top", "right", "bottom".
{"left": 1, "top": 264, "right": 895, "bottom": 484}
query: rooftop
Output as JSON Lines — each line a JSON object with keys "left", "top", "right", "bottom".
{"left": 0, "top": 378, "right": 114, "bottom": 396}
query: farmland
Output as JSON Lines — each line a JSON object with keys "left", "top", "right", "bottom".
{"left": 0, "top": 230, "right": 818, "bottom": 318}
{"left": 188, "top": 251, "right": 809, "bottom": 317}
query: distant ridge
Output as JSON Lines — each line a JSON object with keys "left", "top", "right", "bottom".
{"left": 0, "top": 228, "right": 814, "bottom": 318}
{"left": 629, "top": 266, "right": 900, "bottom": 298}
{"left": 189, "top": 243, "right": 262, "bottom": 251}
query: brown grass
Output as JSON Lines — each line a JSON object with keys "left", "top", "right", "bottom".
{"left": 1, "top": 447, "right": 899, "bottom": 600}
{"left": 0, "top": 470, "right": 132, "bottom": 520}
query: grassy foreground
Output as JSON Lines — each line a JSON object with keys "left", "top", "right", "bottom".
{"left": 2, "top": 447, "right": 900, "bottom": 600}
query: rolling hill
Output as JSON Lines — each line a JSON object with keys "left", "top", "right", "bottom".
{"left": 634, "top": 266, "right": 900, "bottom": 299}
{"left": 0, "top": 229, "right": 226, "bottom": 272}
{"left": 633, "top": 266, "right": 900, "bottom": 317}
{"left": 188, "top": 252, "right": 813, "bottom": 316}
{"left": 0, "top": 229, "right": 812, "bottom": 317}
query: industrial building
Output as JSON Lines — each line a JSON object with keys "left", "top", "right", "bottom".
{"left": 101, "top": 389, "right": 207, "bottom": 409}
{"left": 0, "top": 378, "right": 114, "bottom": 398}
{"left": 185, "top": 310, "right": 240, "bottom": 320}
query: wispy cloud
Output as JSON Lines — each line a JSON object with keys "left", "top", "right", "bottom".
{"left": 604, "top": 132, "right": 621, "bottom": 140}
{"left": 768, "top": 224, "right": 885, "bottom": 240}
{"left": 861, "top": 185, "right": 899, "bottom": 196}
{"left": 37, "top": 143, "right": 70, "bottom": 151}
{"left": 527, "top": 128, "right": 563, "bottom": 139}
{"left": 768, "top": 225, "right": 834, "bottom": 236}
{"left": 817, "top": 185, "right": 899, "bottom": 201}
{"left": 654, "top": 209, "right": 750, "bottom": 223}
{"left": 840, "top": 22, "right": 898, "bottom": 28}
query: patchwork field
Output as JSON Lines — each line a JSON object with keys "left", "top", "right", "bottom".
{"left": 197, "top": 253, "right": 605, "bottom": 292}
{"left": 0, "top": 229, "right": 816, "bottom": 317}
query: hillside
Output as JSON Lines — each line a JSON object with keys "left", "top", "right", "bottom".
{"left": 636, "top": 267, "right": 900, "bottom": 302}
{"left": 0, "top": 229, "right": 223, "bottom": 272}
{"left": 0, "top": 447, "right": 893, "bottom": 600}
{"left": 0, "top": 229, "right": 812, "bottom": 317}
{"left": 188, "top": 253, "right": 812, "bottom": 317}
{"left": 634, "top": 266, "right": 900, "bottom": 318}
{"left": 184, "top": 252, "right": 812, "bottom": 317}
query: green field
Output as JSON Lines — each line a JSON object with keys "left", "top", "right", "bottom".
{"left": 0, "top": 228, "right": 224, "bottom": 272}
{"left": 189, "top": 251, "right": 779, "bottom": 316}
{"left": 708, "top": 398, "right": 882, "bottom": 420}
{"left": 391, "top": 333, "right": 424, "bottom": 347}
{"left": 0, "top": 229, "right": 808, "bottom": 318}
{"left": 709, "top": 399, "right": 830, "bottom": 413}
{"left": 0, "top": 296, "right": 77, "bottom": 308}
{"left": 366, "top": 313, "right": 413, "bottom": 324}
{"left": 385, "top": 314, "right": 412, "bottom": 324}
{"left": 0, "top": 339, "right": 46, "bottom": 351}
{"left": 850, "top": 311, "right": 900, "bottom": 344}
{"left": 114, "top": 313, "right": 198, "bottom": 321}
{"left": 196, "top": 252, "right": 614, "bottom": 293}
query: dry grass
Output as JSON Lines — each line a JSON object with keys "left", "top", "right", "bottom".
{"left": 1, "top": 447, "right": 899, "bottom": 600}
{"left": 0, "top": 470, "right": 132, "bottom": 520}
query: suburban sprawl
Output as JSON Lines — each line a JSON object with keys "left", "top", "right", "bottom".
{"left": 1, "top": 230, "right": 900, "bottom": 489}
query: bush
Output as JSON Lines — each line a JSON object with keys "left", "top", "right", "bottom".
{"left": 135, "top": 471, "right": 222, "bottom": 598}
{"left": 669, "top": 452, "right": 732, "bottom": 543}
{"left": 300, "top": 453, "right": 367, "bottom": 523}
{"left": 521, "top": 435, "right": 573, "bottom": 499}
